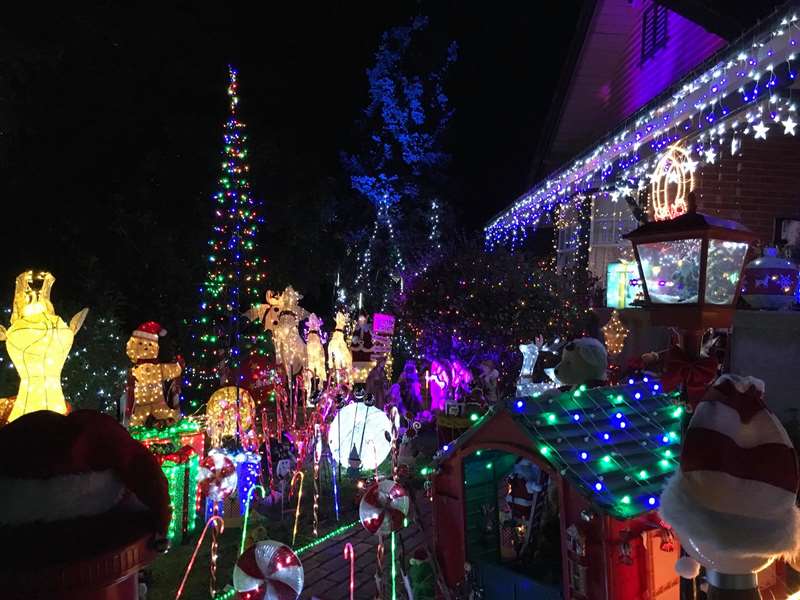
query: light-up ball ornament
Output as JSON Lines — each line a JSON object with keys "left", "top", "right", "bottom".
{"left": 651, "top": 145, "right": 695, "bottom": 222}
{"left": 207, "top": 386, "right": 256, "bottom": 448}
{"left": 328, "top": 403, "right": 393, "bottom": 471}
{"left": 741, "top": 247, "right": 799, "bottom": 310}
{"left": 359, "top": 479, "right": 410, "bottom": 535}
{"left": 233, "top": 540, "right": 304, "bottom": 600}
{"left": 199, "top": 450, "right": 238, "bottom": 502}
{"left": 1, "top": 270, "right": 87, "bottom": 422}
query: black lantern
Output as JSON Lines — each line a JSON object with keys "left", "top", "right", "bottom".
{"left": 623, "top": 196, "right": 755, "bottom": 332}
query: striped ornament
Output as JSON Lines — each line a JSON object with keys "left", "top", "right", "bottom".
{"left": 233, "top": 540, "right": 304, "bottom": 600}
{"left": 359, "top": 479, "right": 409, "bottom": 535}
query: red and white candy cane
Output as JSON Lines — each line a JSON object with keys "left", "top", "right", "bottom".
{"left": 359, "top": 479, "right": 410, "bottom": 535}
{"left": 199, "top": 450, "right": 238, "bottom": 503}
{"left": 233, "top": 540, "right": 304, "bottom": 600}
{"left": 175, "top": 515, "right": 225, "bottom": 600}
{"left": 343, "top": 542, "right": 355, "bottom": 600}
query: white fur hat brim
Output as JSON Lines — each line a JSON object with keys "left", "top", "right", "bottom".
{"left": 660, "top": 472, "right": 800, "bottom": 561}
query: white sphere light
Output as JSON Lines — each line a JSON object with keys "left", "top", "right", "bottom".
{"left": 328, "top": 403, "right": 393, "bottom": 471}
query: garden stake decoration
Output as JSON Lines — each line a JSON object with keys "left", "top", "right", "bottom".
{"left": 344, "top": 542, "right": 356, "bottom": 600}
{"left": 175, "top": 515, "right": 225, "bottom": 600}
{"left": 240, "top": 484, "right": 267, "bottom": 556}
{"left": 291, "top": 470, "right": 304, "bottom": 546}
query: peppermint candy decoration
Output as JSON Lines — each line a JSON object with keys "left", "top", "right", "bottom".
{"left": 234, "top": 540, "right": 304, "bottom": 600}
{"left": 359, "top": 479, "right": 410, "bottom": 535}
{"left": 199, "top": 450, "right": 238, "bottom": 502}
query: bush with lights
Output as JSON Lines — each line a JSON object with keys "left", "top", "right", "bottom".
{"left": 400, "top": 240, "right": 596, "bottom": 398}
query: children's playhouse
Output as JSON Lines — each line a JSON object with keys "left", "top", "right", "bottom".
{"left": 432, "top": 380, "right": 684, "bottom": 600}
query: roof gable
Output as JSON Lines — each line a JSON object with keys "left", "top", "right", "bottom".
{"left": 439, "top": 379, "right": 683, "bottom": 519}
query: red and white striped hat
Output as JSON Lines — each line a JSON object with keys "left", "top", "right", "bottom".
{"left": 132, "top": 321, "right": 166, "bottom": 342}
{"left": 660, "top": 374, "right": 800, "bottom": 568}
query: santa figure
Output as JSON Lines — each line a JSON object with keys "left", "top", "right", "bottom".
{"left": 505, "top": 459, "right": 542, "bottom": 521}
{"left": 126, "top": 321, "right": 183, "bottom": 427}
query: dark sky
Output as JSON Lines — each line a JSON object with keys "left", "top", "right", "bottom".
{"left": 0, "top": 2, "right": 581, "bottom": 325}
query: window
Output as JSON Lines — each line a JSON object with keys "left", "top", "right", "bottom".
{"left": 590, "top": 198, "right": 638, "bottom": 248}
{"left": 641, "top": 2, "right": 668, "bottom": 63}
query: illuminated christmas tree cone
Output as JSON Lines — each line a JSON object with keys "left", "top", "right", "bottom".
{"left": 0, "top": 270, "right": 87, "bottom": 422}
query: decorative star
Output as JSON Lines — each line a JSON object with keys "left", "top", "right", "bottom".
{"left": 704, "top": 148, "right": 717, "bottom": 164}
{"left": 685, "top": 157, "right": 698, "bottom": 173}
{"left": 731, "top": 136, "right": 741, "bottom": 156}
{"left": 753, "top": 121, "right": 770, "bottom": 140}
{"left": 783, "top": 116, "right": 797, "bottom": 136}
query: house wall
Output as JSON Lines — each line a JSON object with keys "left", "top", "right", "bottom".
{"left": 695, "top": 131, "right": 800, "bottom": 246}
{"left": 606, "top": 0, "right": 726, "bottom": 128}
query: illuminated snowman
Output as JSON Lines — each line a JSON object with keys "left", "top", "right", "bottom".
{"left": 0, "top": 270, "right": 87, "bottom": 422}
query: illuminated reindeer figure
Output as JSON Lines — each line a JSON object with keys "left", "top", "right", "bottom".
{"left": 0, "top": 270, "right": 88, "bottom": 422}
{"left": 304, "top": 313, "right": 326, "bottom": 393}
{"left": 327, "top": 311, "right": 352, "bottom": 378}
{"left": 248, "top": 286, "right": 308, "bottom": 391}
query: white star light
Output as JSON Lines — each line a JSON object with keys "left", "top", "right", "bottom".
{"left": 753, "top": 121, "right": 770, "bottom": 139}
{"left": 685, "top": 158, "right": 699, "bottom": 173}
{"left": 783, "top": 116, "right": 797, "bottom": 135}
{"left": 704, "top": 148, "right": 717, "bottom": 164}
{"left": 731, "top": 136, "right": 741, "bottom": 155}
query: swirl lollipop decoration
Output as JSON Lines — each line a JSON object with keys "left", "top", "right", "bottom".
{"left": 199, "top": 450, "right": 238, "bottom": 503}
{"left": 233, "top": 540, "right": 304, "bottom": 600}
{"left": 359, "top": 479, "right": 409, "bottom": 535}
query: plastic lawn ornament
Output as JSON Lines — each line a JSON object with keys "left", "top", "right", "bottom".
{"left": 249, "top": 287, "right": 308, "bottom": 381}
{"left": 359, "top": 479, "right": 410, "bottom": 535}
{"left": 0, "top": 270, "right": 87, "bottom": 422}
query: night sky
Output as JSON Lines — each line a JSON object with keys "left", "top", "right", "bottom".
{"left": 0, "top": 2, "right": 581, "bottom": 327}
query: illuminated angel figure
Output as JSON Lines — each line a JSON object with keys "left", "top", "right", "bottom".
{"left": 0, "top": 270, "right": 88, "bottom": 422}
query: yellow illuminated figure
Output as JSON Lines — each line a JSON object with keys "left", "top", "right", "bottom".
{"left": 304, "top": 313, "right": 327, "bottom": 392}
{"left": 0, "top": 270, "right": 88, "bottom": 422}
{"left": 206, "top": 385, "right": 256, "bottom": 448}
{"left": 327, "top": 311, "right": 352, "bottom": 375}
{"left": 126, "top": 321, "right": 183, "bottom": 426}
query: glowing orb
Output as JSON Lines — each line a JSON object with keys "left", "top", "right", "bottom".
{"left": 328, "top": 403, "right": 393, "bottom": 471}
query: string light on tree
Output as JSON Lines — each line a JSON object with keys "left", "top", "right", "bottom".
{"left": 188, "top": 65, "right": 267, "bottom": 409}
{"left": 602, "top": 310, "right": 629, "bottom": 357}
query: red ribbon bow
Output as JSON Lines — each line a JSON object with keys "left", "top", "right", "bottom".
{"left": 155, "top": 445, "right": 196, "bottom": 466}
{"left": 660, "top": 346, "right": 718, "bottom": 408}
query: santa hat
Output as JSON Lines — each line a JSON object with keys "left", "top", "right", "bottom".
{"left": 0, "top": 410, "right": 170, "bottom": 534}
{"left": 659, "top": 374, "right": 800, "bottom": 568}
{"left": 133, "top": 321, "right": 167, "bottom": 342}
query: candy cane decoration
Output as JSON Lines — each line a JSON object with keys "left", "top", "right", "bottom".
{"left": 313, "top": 423, "right": 321, "bottom": 536}
{"left": 175, "top": 515, "right": 225, "bottom": 600}
{"left": 330, "top": 452, "right": 340, "bottom": 521}
{"left": 261, "top": 409, "right": 274, "bottom": 493}
{"left": 390, "top": 406, "right": 400, "bottom": 482}
{"left": 240, "top": 484, "right": 267, "bottom": 556}
{"left": 291, "top": 470, "right": 304, "bottom": 546}
{"left": 343, "top": 542, "right": 355, "bottom": 600}
{"left": 366, "top": 438, "right": 380, "bottom": 481}
{"left": 375, "top": 535, "right": 385, "bottom": 599}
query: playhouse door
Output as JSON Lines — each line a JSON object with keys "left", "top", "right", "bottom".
{"left": 646, "top": 530, "right": 679, "bottom": 599}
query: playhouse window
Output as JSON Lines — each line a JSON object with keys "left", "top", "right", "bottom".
{"left": 641, "top": 2, "right": 669, "bottom": 63}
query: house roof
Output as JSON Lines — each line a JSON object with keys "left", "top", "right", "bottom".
{"left": 486, "top": 3, "right": 799, "bottom": 249}
{"left": 438, "top": 379, "right": 684, "bottom": 519}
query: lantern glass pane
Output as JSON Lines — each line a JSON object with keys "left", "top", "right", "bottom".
{"left": 705, "top": 239, "right": 749, "bottom": 305}
{"left": 637, "top": 239, "right": 701, "bottom": 303}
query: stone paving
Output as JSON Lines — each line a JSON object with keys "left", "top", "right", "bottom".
{"left": 301, "top": 493, "right": 433, "bottom": 600}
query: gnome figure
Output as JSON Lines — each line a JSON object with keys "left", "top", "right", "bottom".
{"left": 126, "top": 322, "right": 183, "bottom": 427}
{"left": 659, "top": 375, "right": 800, "bottom": 599}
